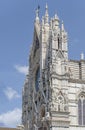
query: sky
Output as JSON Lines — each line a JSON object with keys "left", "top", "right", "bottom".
{"left": 0, "top": 0, "right": 85, "bottom": 128}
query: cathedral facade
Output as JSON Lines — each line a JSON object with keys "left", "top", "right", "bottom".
{"left": 22, "top": 5, "right": 85, "bottom": 130}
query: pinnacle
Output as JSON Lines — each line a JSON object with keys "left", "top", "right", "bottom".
{"left": 45, "top": 3, "right": 48, "bottom": 9}
{"left": 54, "top": 13, "right": 59, "bottom": 21}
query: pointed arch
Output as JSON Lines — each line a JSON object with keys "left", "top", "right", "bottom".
{"left": 78, "top": 99, "right": 82, "bottom": 125}
{"left": 57, "top": 91, "right": 68, "bottom": 112}
{"left": 40, "top": 104, "right": 46, "bottom": 119}
{"left": 56, "top": 50, "right": 64, "bottom": 59}
{"left": 77, "top": 89, "right": 85, "bottom": 126}
{"left": 58, "top": 34, "right": 60, "bottom": 49}
{"left": 58, "top": 34, "right": 62, "bottom": 50}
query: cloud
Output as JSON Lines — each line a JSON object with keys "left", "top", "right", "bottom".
{"left": 14, "top": 65, "right": 28, "bottom": 75}
{"left": 0, "top": 108, "right": 21, "bottom": 127}
{"left": 4, "top": 87, "right": 20, "bottom": 100}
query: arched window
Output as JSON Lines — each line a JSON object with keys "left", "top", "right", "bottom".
{"left": 78, "top": 95, "right": 85, "bottom": 125}
{"left": 57, "top": 92, "right": 68, "bottom": 112}
{"left": 83, "top": 99, "right": 85, "bottom": 125}
{"left": 40, "top": 105, "right": 45, "bottom": 119}
{"left": 58, "top": 35, "right": 62, "bottom": 50}
{"left": 78, "top": 99, "right": 82, "bottom": 125}
{"left": 58, "top": 95, "right": 64, "bottom": 111}
{"left": 58, "top": 37, "right": 60, "bottom": 49}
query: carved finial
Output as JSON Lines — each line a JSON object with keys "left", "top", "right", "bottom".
{"left": 45, "top": 3, "right": 49, "bottom": 24}
{"left": 54, "top": 14, "right": 59, "bottom": 21}
{"left": 46, "top": 3, "right": 48, "bottom": 9}
{"left": 81, "top": 52, "right": 84, "bottom": 60}
{"left": 53, "top": 13, "right": 59, "bottom": 28}
{"left": 61, "top": 20, "right": 64, "bottom": 31}
{"left": 35, "top": 6, "right": 40, "bottom": 23}
{"left": 50, "top": 18, "right": 53, "bottom": 29}
{"left": 42, "top": 16, "right": 44, "bottom": 25}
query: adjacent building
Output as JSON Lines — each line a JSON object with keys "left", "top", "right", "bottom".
{"left": 22, "top": 5, "right": 85, "bottom": 130}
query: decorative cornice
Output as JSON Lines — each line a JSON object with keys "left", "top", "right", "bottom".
{"left": 51, "top": 72, "right": 69, "bottom": 80}
{"left": 69, "top": 78, "right": 85, "bottom": 84}
{"left": 69, "top": 59, "right": 85, "bottom": 63}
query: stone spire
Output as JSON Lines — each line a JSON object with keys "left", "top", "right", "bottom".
{"left": 52, "top": 13, "right": 59, "bottom": 29}
{"left": 61, "top": 20, "right": 65, "bottom": 32}
{"left": 50, "top": 18, "right": 52, "bottom": 29}
{"left": 35, "top": 7, "right": 40, "bottom": 24}
{"left": 42, "top": 16, "right": 45, "bottom": 26}
{"left": 54, "top": 13, "right": 59, "bottom": 21}
{"left": 45, "top": 3, "right": 49, "bottom": 24}
{"left": 81, "top": 52, "right": 84, "bottom": 60}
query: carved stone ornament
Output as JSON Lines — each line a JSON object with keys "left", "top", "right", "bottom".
{"left": 76, "top": 85, "right": 85, "bottom": 101}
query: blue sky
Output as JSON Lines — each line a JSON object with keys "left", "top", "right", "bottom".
{"left": 0, "top": 0, "right": 85, "bottom": 128}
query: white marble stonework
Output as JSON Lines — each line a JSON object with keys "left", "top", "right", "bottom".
{"left": 22, "top": 5, "right": 85, "bottom": 130}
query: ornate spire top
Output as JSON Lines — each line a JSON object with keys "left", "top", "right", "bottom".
{"left": 81, "top": 52, "right": 84, "bottom": 60}
{"left": 35, "top": 7, "right": 40, "bottom": 23}
{"left": 50, "top": 18, "right": 52, "bottom": 29}
{"left": 61, "top": 20, "right": 65, "bottom": 31}
{"left": 45, "top": 3, "right": 49, "bottom": 24}
{"left": 54, "top": 14, "right": 59, "bottom": 21}
{"left": 45, "top": 3, "right": 48, "bottom": 13}
{"left": 52, "top": 13, "right": 60, "bottom": 28}
{"left": 42, "top": 16, "right": 44, "bottom": 26}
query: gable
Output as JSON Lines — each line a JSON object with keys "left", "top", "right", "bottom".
{"left": 56, "top": 50, "right": 64, "bottom": 59}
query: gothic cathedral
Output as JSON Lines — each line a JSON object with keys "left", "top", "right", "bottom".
{"left": 22, "top": 5, "right": 85, "bottom": 130}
